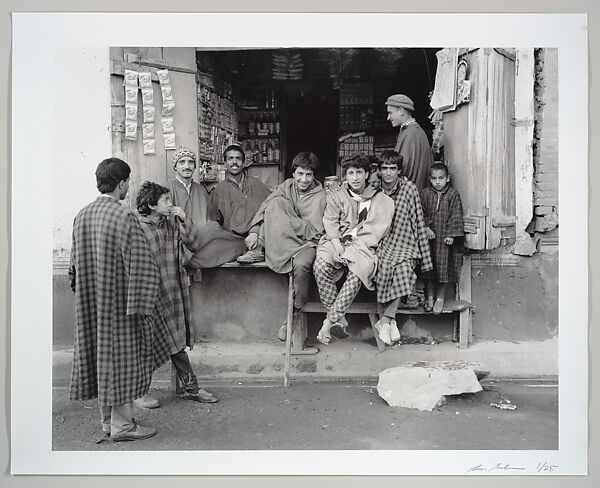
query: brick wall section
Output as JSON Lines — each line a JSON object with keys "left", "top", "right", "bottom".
{"left": 532, "top": 48, "right": 559, "bottom": 232}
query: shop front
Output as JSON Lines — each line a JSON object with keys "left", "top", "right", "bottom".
{"left": 53, "top": 46, "right": 558, "bottom": 371}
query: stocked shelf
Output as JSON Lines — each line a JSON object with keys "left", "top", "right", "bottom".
{"left": 239, "top": 89, "right": 282, "bottom": 168}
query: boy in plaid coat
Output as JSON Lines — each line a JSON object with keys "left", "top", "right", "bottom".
{"left": 134, "top": 181, "right": 218, "bottom": 408}
{"left": 420, "top": 163, "right": 465, "bottom": 314}
{"left": 69, "top": 158, "right": 167, "bottom": 442}
{"left": 375, "top": 151, "right": 433, "bottom": 345}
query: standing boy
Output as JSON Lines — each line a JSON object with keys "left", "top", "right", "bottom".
{"left": 385, "top": 94, "right": 434, "bottom": 190}
{"left": 313, "top": 154, "right": 394, "bottom": 345}
{"left": 69, "top": 158, "right": 166, "bottom": 442}
{"left": 134, "top": 181, "right": 218, "bottom": 408}
{"left": 420, "top": 163, "right": 465, "bottom": 314}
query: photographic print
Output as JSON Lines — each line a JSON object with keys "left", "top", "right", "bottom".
{"left": 11, "top": 12, "right": 587, "bottom": 476}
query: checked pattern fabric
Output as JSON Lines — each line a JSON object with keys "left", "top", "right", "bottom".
{"left": 313, "top": 256, "right": 362, "bottom": 323}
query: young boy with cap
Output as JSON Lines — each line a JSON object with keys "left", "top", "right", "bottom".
{"left": 385, "top": 93, "right": 434, "bottom": 190}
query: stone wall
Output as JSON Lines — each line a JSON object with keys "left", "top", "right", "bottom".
{"left": 533, "top": 48, "right": 559, "bottom": 234}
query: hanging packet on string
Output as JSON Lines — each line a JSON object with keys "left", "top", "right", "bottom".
{"left": 125, "top": 120, "right": 137, "bottom": 140}
{"left": 125, "top": 103, "right": 138, "bottom": 121}
{"left": 143, "top": 105, "right": 155, "bottom": 123}
{"left": 124, "top": 70, "right": 138, "bottom": 87}
{"left": 160, "top": 85, "right": 174, "bottom": 102}
{"left": 142, "top": 123, "right": 155, "bottom": 139}
{"left": 156, "top": 69, "right": 170, "bottom": 85}
{"left": 143, "top": 138, "right": 156, "bottom": 155}
{"left": 138, "top": 72, "right": 152, "bottom": 89}
{"left": 161, "top": 117, "right": 174, "bottom": 133}
{"left": 162, "top": 101, "right": 175, "bottom": 117}
{"left": 141, "top": 88, "right": 154, "bottom": 105}
{"left": 163, "top": 133, "right": 176, "bottom": 150}
{"left": 124, "top": 86, "right": 138, "bottom": 104}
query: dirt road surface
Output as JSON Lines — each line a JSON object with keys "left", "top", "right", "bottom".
{"left": 53, "top": 379, "right": 557, "bottom": 451}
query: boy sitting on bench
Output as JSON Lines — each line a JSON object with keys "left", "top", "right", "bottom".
{"left": 313, "top": 153, "right": 394, "bottom": 345}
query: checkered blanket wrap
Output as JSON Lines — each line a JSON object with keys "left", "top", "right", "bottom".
{"left": 420, "top": 186, "right": 464, "bottom": 283}
{"left": 376, "top": 178, "right": 433, "bottom": 303}
{"left": 313, "top": 256, "right": 362, "bottom": 323}
{"left": 138, "top": 215, "right": 199, "bottom": 352}
{"left": 69, "top": 197, "right": 166, "bottom": 406}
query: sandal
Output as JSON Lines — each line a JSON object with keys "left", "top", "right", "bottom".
{"left": 330, "top": 316, "right": 349, "bottom": 339}
{"left": 316, "top": 318, "right": 332, "bottom": 345}
{"left": 432, "top": 297, "right": 445, "bottom": 315}
{"left": 424, "top": 296, "right": 434, "bottom": 313}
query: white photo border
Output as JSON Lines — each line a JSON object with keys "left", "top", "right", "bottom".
{"left": 11, "top": 12, "right": 588, "bottom": 475}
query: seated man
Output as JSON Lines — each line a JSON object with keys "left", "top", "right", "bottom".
{"left": 185, "top": 144, "right": 271, "bottom": 268}
{"left": 210, "top": 144, "right": 272, "bottom": 264}
{"left": 168, "top": 146, "right": 213, "bottom": 226}
{"left": 313, "top": 153, "right": 394, "bottom": 345}
{"left": 244, "top": 152, "right": 327, "bottom": 341}
{"left": 374, "top": 150, "right": 433, "bottom": 346}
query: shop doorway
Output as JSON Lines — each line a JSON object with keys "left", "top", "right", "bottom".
{"left": 284, "top": 93, "right": 338, "bottom": 181}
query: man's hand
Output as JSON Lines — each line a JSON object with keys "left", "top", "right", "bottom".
{"left": 170, "top": 206, "right": 186, "bottom": 221}
{"left": 245, "top": 232, "right": 259, "bottom": 250}
{"left": 425, "top": 227, "right": 436, "bottom": 240}
{"left": 327, "top": 181, "right": 341, "bottom": 192}
{"left": 332, "top": 239, "right": 345, "bottom": 262}
{"left": 444, "top": 237, "right": 454, "bottom": 245}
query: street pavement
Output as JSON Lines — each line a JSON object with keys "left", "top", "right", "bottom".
{"left": 53, "top": 378, "right": 557, "bottom": 451}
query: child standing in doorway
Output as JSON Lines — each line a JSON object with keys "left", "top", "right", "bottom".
{"left": 420, "top": 163, "right": 465, "bottom": 314}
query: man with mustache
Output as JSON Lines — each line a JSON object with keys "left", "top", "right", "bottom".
{"left": 210, "top": 144, "right": 271, "bottom": 262}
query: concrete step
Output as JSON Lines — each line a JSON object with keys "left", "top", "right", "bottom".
{"left": 53, "top": 337, "right": 558, "bottom": 386}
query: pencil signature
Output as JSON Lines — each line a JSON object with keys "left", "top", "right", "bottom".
{"left": 466, "top": 462, "right": 558, "bottom": 474}
{"left": 467, "top": 463, "right": 526, "bottom": 473}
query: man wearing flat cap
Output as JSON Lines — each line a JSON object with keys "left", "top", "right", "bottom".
{"left": 385, "top": 94, "right": 434, "bottom": 190}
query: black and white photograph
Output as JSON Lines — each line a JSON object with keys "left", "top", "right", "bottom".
{"left": 10, "top": 12, "right": 588, "bottom": 476}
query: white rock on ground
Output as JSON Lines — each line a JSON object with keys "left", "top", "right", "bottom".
{"left": 377, "top": 361, "right": 486, "bottom": 411}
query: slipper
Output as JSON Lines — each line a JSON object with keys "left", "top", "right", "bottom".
{"left": 432, "top": 297, "right": 445, "bottom": 315}
{"left": 374, "top": 320, "right": 392, "bottom": 345}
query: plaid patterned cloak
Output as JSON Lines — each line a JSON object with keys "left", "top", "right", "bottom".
{"left": 138, "top": 214, "right": 198, "bottom": 352}
{"left": 376, "top": 177, "right": 433, "bottom": 302}
{"left": 420, "top": 185, "right": 464, "bottom": 283}
{"left": 69, "top": 196, "right": 168, "bottom": 406}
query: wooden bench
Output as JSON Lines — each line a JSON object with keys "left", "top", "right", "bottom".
{"left": 292, "top": 255, "right": 474, "bottom": 352}
{"left": 299, "top": 298, "right": 473, "bottom": 352}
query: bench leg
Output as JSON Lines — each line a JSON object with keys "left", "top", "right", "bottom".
{"left": 368, "top": 312, "right": 387, "bottom": 353}
{"left": 291, "top": 311, "right": 319, "bottom": 355}
{"left": 452, "top": 313, "right": 459, "bottom": 343}
{"left": 458, "top": 309, "right": 472, "bottom": 348}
